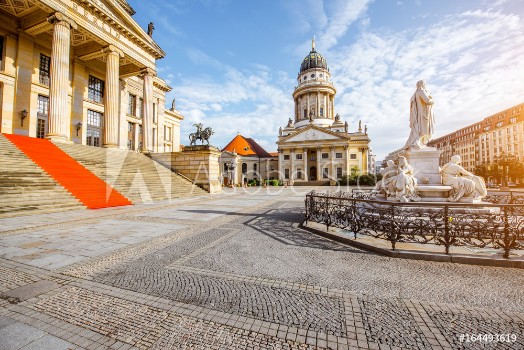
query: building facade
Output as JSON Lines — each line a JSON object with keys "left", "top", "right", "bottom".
{"left": 276, "top": 39, "right": 371, "bottom": 184}
{"left": 219, "top": 134, "right": 278, "bottom": 186}
{"left": 428, "top": 103, "right": 523, "bottom": 172}
{"left": 0, "top": 0, "right": 182, "bottom": 153}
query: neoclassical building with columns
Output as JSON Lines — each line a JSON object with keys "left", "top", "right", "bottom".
{"left": 277, "top": 40, "right": 371, "bottom": 184}
{"left": 0, "top": 0, "right": 182, "bottom": 153}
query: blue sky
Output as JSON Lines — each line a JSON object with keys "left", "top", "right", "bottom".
{"left": 128, "top": 0, "right": 524, "bottom": 160}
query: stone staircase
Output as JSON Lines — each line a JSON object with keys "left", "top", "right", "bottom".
{"left": 55, "top": 143, "right": 208, "bottom": 203}
{"left": 0, "top": 134, "right": 84, "bottom": 217}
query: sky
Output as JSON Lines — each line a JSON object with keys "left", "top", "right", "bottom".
{"left": 128, "top": 0, "right": 524, "bottom": 160}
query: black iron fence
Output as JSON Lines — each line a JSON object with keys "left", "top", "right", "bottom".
{"left": 305, "top": 191, "right": 524, "bottom": 258}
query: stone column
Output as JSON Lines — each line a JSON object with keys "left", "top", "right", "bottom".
{"left": 290, "top": 148, "right": 295, "bottom": 182}
{"left": 317, "top": 92, "right": 320, "bottom": 117}
{"left": 103, "top": 45, "right": 124, "bottom": 148}
{"left": 278, "top": 149, "right": 283, "bottom": 181}
{"left": 331, "top": 96, "right": 335, "bottom": 119}
{"left": 330, "top": 146, "right": 336, "bottom": 179}
{"left": 306, "top": 94, "right": 310, "bottom": 118}
{"left": 140, "top": 68, "right": 156, "bottom": 152}
{"left": 303, "top": 149, "right": 308, "bottom": 180}
{"left": 344, "top": 145, "right": 350, "bottom": 176}
{"left": 316, "top": 147, "right": 322, "bottom": 180}
{"left": 46, "top": 12, "right": 77, "bottom": 142}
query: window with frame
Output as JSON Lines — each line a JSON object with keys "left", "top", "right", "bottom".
{"left": 128, "top": 94, "right": 136, "bottom": 116}
{"left": 39, "top": 54, "right": 50, "bottom": 86}
{"left": 284, "top": 168, "right": 290, "bottom": 179}
{"left": 320, "top": 107, "right": 324, "bottom": 117}
{"left": 284, "top": 154, "right": 290, "bottom": 160}
{"left": 350, "top": 154, "right": 357, "bottom": 160}
{"left": 164, "top": 125, "right": 172, "bottom": 142}
{"left": 137, "top": 124, "right": 143, "bottom": 150}
{"left": 335, "top": 152, "right": 343, "bottom": 159}
{"left": 322, "top": 153, "right": 329, "bottom": 159}
{"left": 153, "top": 103, "right": 157, "bottom": 124}
{"left": 297, "top": 168, "right": 302, "bottom": 179}
{"left": 242, "top": 163, "right": 247, "bottom": 174}
{"left": 138, "top": 97, "right": 143, "bottom": 118}
{"left": 127, "top": 122, "right": 135, "bottom": 150}
{"left": 88, "top": 76, "right": 104, "bottom": 103}
{"left": 86, "top": 109, "right": 103, "bottom": 147}
{"left": 337, "top": 167, "right": 342, "bottom": 178}
{"left": 36, "top": 95, "right": 49, "bottom": 139}
{"left": 296, "top": 154, "right": 302, "bottom": 160}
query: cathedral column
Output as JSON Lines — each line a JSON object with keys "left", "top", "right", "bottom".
{"left": 103, "top": 45, "right": 124, "bottom": 148}
{"left": 344, "top": 145, "right": 350, "bottom": 176}
{"left": 316, "top": 147, "right": 322, "bottom": 180}
{"left": 141, "top": 68, "right": 155, "bottom": 153}
{"left": 278, "top": 149, "right": 283, "bottom": 181}
{"left": 330, "top": 146, "right": 336, "bottom": 179}
{"left": 323, "top": 93, "right": 327, "bottom": 118}
{"left": 317, "top": 92, "right": 320, "bottom": 117}
{"left": 290, "top": 148, "right": 295, "bottom": 181}
{"left": 46, "top": 12, "right": 77, "bottom": 141}
{"left": 303, "top": 149, "right": 308, "bottom": 180}
{"left": 331, "top": 96, "right": 335, "bottom": 119}
{"left": 306, "top": 94, "right": 310, "bottom": 118}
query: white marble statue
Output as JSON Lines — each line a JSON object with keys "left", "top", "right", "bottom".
{"left": 404, "top": 80, "right": 435, "bottom": 149}
{"left": 441, "top": 155, "right": 487, "bottom": 202}
{"left": 376, "top": 160, "right": 398, "bottom": 197}
{"left": 391, "top": 156, "right": 420, "bottom": 202}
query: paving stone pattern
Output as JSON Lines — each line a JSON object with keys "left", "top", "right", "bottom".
{"left": 0, "top": 188, "right": 523, "bottom": 349}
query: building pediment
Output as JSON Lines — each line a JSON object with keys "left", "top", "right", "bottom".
{"left": 278, "top": 125, "right": 349, "bottom": 144}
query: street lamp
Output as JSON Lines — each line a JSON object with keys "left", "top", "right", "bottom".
{"left": 495, "top": 152, "right": 517, "bottom": 189}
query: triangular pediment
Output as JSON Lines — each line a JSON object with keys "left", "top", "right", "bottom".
{"left": 279, "top": 125, "right": 349, "bottom": 143}
{"left": 89, "top": 0, "right": 165, "bottom": 57}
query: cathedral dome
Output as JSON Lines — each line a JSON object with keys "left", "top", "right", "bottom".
{"left": 300, "top": 38, "right": 328, "bottom": 73}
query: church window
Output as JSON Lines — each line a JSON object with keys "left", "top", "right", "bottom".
{"left": 297, "top": 169, "right": 302, "bottom": 178}
{"left": 322, "top": 168, "right": 329, "bottom": 179}
{"left": 296, "top": 154, "right": 302, "bottom": 160}
{"left": 285, "top": 169, "right": 290, "bottom": 179}
{"left": 39, "top": 54, "right": 50, "bottom": 86}
{"left": 88, "top": 75, "right": 104, "bottom": 103}
{"left": 337, "top": 167, "right": 342, "bottom": 178}
{"left": 303, "top": 76, "right": 307, "bottom": 81}
{"left": 322, "top": 153, "right": 329, "bottom": 159}
{"left": 284, "top": 155, "right": 290, "bottom": 160}
{"left": 350, "top": 154, "right": 357, "bottom": 160}
{"left": 320, "top": 107, "right": 324, "bottom": 117}
{"left": 242, "top": 163, "right": 247, "bottom": 174}
{"left": 336, "top": 153, "right": 343, "bottom": 159}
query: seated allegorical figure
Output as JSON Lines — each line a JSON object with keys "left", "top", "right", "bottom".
{"left": 441, "top": 155, "right": 487, "bottom": 202}
{"left": 392, "top": 156, "right": 421, "bottom": 202}
{"left": 376, "top": 160, "right": 398, "bottom": 197}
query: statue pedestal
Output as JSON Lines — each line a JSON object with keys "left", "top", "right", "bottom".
{"left": 417, "top": 185, "right": 451, "bottom": 202}
{"left": 402, "top": 147, "right": 442, "bottom": 185}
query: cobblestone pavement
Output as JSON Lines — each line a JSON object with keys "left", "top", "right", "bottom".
{"left": 0, "top": 187, "right": 523, "bottom": 349}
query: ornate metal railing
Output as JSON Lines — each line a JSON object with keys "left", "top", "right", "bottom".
{"left": 305, "top": 191, "right": 524, "bottom": 258}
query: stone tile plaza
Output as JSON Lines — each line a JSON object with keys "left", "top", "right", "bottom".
{"left": 1, "top": 1, "right": 524, "bottom": 350}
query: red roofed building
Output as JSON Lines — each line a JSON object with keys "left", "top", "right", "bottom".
{"left": 220, "top": 134, "right": 278, "bottom": 186}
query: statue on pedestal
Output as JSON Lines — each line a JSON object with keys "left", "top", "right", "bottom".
{"left": 441, "top": 155, "right": 487, "bottom": 202}
{"left": 147, "top": 22, "right": 155, "bottom": 37}
{"left": 404, "top": 80, "right": 435, "bottom": 149}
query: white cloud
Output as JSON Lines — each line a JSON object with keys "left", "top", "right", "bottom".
{"left": 328, "top": 9, "right": 524, "bottom": 160}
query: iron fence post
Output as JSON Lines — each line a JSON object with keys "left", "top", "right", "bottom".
{"left": 444, "top": 205, "right": 450, "bottom": 254}
{"left": 503, "top": 206, "right": 510, "bottom": 259}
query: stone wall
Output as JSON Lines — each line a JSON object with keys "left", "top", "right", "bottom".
{"left": 150, "top": 145, "right": 222, "bottom": 194}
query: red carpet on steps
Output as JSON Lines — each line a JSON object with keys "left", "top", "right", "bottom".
{"left": 4, "top": 134, "right": 132, "bottom": 209}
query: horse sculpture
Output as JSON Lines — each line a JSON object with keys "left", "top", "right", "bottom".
{"left": 189, "top": 123, "right": 214, "bottom": 146}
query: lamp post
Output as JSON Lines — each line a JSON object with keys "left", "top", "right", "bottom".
{"left": 495, "top": 152, "right": 516, "bottom": 190}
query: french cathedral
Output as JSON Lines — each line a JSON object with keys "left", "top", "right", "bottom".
{"left": 277, "top": 39, "right": 372, "bottom": 184}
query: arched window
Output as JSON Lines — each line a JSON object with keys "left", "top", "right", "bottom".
{"left": 242, "top": 163, "right": 247, "bottom": 174}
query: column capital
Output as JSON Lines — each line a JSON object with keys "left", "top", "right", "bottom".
{"left": 47, "top": 12, "right": 77, "bottom": 30}
{"left": 330, "top": 145, "right": 336, "bottom": 150}
{"left": 344, "top": 145, "right": 349, "bottom": 150}
{"left": 104, "top": 45, "right": 124, "bottom": 58}
{"left": 140, "top": 67, "right": 156, "bottom": 77}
